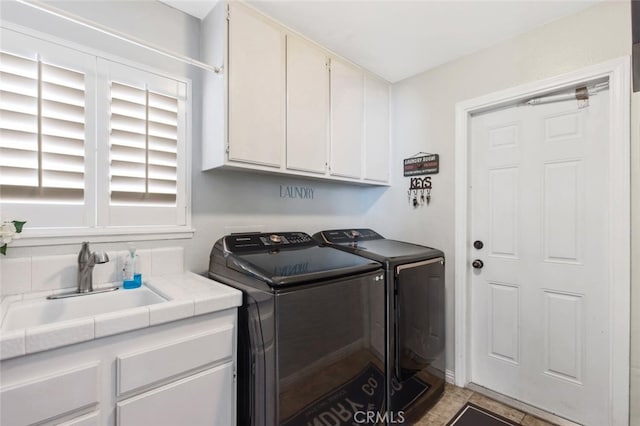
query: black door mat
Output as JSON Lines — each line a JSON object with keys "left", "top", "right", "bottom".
{"left": 447, "top": 402, "right": 519, "bottom": 426}
{"left": 282, "top": 362, "right": 430, "bottom": 426}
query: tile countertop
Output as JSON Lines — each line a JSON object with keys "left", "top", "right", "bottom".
{"left": 0, "top": 272, "right": 242, "bottom": 361}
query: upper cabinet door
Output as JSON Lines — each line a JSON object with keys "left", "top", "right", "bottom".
{"left": 330, "top": 59, "right": 363, "bottom": 179}
{"left": 364, "top": 75, "right": 390, "bottom": 182}
{"left": 286, "top": 36, "right": 329, "bottom": 174}
{"left": 228, "top": 3, "right": 285, "bottom": 168}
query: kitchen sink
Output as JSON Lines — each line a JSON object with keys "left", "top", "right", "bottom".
{"left": 1, "top": 286, "right": 167, "bottom": 331}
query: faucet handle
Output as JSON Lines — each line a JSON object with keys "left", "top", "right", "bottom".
{"left": 93, "top": 251, "right": 109, "bottom": 264}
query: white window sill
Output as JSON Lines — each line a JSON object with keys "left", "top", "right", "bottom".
{"left": 8, "top": 226, "right": 195, "bottom": 247}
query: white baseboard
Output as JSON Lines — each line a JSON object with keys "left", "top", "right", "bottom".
{"left": 445, "top": 369, "right": 455, "bottom": 384}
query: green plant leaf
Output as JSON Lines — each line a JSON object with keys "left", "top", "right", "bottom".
{"left": 0, "top": 244, "right": 6, "bottom": 255}
{"left": 12, "top": 220, "right": 26, "bottom": 233}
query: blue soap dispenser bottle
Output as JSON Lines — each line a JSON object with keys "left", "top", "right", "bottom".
{"left": 122, "top": 247, "right": 141, "bottom": 289}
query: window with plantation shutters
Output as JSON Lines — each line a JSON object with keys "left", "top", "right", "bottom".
{"left": 109, "top": 82, "right": 179, "bottom": 206}
{"left": 0, "top": 51, "right": 86, "bottom": 203}
{"left": 1, "top": 28, "right": 191, "bottom": 238}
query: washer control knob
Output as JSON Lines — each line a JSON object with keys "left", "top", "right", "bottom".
{"left": 270, "top": 234, "right": 282, "bottom": 244}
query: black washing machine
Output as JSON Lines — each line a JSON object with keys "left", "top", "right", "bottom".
{"left": 314, "top": 229, "right": 445, "bottom": 423}
{"left": 209, "top": 232, "right": 389, "bottom": 426}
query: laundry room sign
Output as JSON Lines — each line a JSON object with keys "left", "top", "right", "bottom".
{"left": 403, "top": 153, "right": 439, "bottom": 176}
{"left": 279, "top": 185, "right": 315, "bottom": 200}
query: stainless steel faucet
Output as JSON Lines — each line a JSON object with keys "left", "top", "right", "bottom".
{"left": 47, "top": 242, "right": 118, "bottom": 299}
{"left": 77, "top": 241, "right": 109, "bottom": 293}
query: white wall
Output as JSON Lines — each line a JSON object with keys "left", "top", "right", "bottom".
{"left": 44, "top": 0, "right": 199, "bottom": 59}
{"left": 379, "top": 0, "right": 633, "bottom": 382}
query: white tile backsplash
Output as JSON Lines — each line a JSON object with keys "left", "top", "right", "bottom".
{"left": 1, "top": 246, "right": 184, "bottom": 297}
{"left": 31, "top": 254, "right": 77, "bottom": 292}
{"left": 1, "top": 258, "right": 32, "bottom": 296}
{"left": 151, "top": 247, "right": 184, "bottom": 276}
{"left": 92, "top": 250, "right": 124, "bottom": 285}
{"left": 136, "top": 249, "right": 152, "bottom": 278}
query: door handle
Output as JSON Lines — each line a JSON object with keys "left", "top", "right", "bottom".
{"left": 472, "top": 259, "right": 484, "bottom": 269}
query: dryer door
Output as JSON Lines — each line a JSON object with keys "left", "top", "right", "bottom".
{"left": 395, "top": 257, "right": 445, "bottom": 381}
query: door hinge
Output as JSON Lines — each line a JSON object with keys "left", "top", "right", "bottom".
{"left": 225, "top": 143, "right": 230, "bottom": 154}
{"left": 226, "top": 5, "right": 230, "bottom": 21}
{"left": 326, "top": 59, "right": 331, "bottom": 71}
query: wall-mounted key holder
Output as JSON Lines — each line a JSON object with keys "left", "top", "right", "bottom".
{"left": 408, "top": 176, "right": 432, "bottom": 207}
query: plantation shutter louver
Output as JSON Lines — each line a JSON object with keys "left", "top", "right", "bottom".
{"left": 109, "top": 81, "right": 178, "bottom": 206}
{"left": 0, "top": 50, "right": 85, "bottom": 203}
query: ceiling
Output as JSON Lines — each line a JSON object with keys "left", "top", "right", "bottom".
{"left": 160, "top": 0, "right": 603, "bottom": 83}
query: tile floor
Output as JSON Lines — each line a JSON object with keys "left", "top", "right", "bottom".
{"left": 415, "top": 383, "right": 558, "bottom": 426}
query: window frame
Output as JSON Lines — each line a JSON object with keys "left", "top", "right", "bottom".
{"left": 0, "top": 26, "right": 193, "bottom": 247}
{"left": 98, "top": 59, "right": 188, "bottom": 229}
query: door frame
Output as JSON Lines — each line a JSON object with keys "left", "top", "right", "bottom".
{"left": 454, "top": 56, "right": 631, "bottom": 425}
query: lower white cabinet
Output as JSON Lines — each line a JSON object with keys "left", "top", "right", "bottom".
{"left": 116, "top": 325, "right": 233, "bottom": 396}
{"left": 0, "top": 309, "right": 237, "bottom": 426}
{"left": 117, "top": 363, "right": 233, "bottom": 426}
{"left": 0, "top": 363, "right": 100, "bottom": 426}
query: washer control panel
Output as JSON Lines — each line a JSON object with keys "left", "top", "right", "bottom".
{"left": 318, "top": 229, "right": 382, "bottom": 244}
{"left": 225, "top": 232, "right": 314, "bottom": 253}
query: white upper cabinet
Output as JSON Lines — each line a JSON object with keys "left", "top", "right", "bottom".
{"left": 364, "top": 75, "right": 391, "bottom": 182}
{"left": 286, "top": 36, "right": 330, "bottom": 175}
{"left": 201, "top": 2, "right": 390, "bottom": 185}
{"left": 330, "top": 59, "right": 364, "bottom": 179}
{"left": 227, "top": 2, "right": 285, "bottom": 167}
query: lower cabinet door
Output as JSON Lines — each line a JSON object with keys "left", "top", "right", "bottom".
{"left": 116, "top": 363, "right": 233, "bottom": 426}
{"left": 0, "top": 363, "right": 99, "bottom": 426}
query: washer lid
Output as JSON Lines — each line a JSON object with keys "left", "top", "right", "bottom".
{"left": 315, "top": 229, "right": 443, "bottom": 265}
{"left": 345, "top": 239, "right": 442, "bottom": 260}
{"left": 222, "top": 233, "right": 381, "bottom": 287}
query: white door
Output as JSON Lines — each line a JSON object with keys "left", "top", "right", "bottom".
{"left": 470, "top": 89, "right": 609, "bottom": 425}
{"left": 286, "top": 35, "right": 329, "bottom": 174}
{"left": 228, "top": 3, "right": 285, "bottom": 167}
{"left": 330, "top": 59, "right": 363, "bottom": 179}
